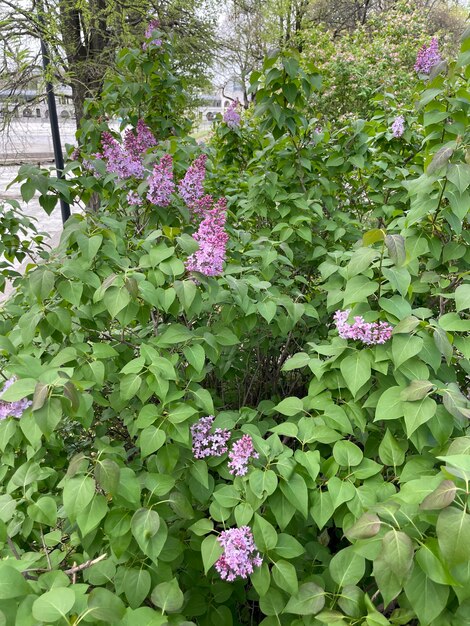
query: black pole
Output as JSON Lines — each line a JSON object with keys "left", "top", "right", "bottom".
{"left": 37, "top": 8, "right": 71, "bottom": 224}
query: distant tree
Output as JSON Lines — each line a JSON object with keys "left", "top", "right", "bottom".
{"left": 0, "top": 0, "right": 217, "bottom": 127}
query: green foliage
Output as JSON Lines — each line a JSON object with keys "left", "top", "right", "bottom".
{"left": 0, "top": 16, "right": 469, "bottom": 626}
{"left": 301, "top": 0, "right": 461, "bottom": 120}
{"left": 0, "top": 200, "right": 47, "bottom": 293}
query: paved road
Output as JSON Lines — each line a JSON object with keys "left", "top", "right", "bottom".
{"left": 0, "top": 164, "right": 78, "bottom": 301}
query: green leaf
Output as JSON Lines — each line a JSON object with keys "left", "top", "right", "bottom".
{"left": 280, "top": 473, "right": 308, "bottom": 518}
{"left": 330, "top": 547, "right": 365, "bottom": 587}
{"left": 63, "top": 476, "right": 95, "bottom": 521}
{"left": 345, "top": 513, "right": 381, "bottom": 540}
{"left": 447, "top": 163, "right": 470, "bottom": 193}
{"left": 455, "top": 284, "right": 470, "bottom": 312}
{"left": 385, "top": 234, "right": 406, "bottom": 267}
{"left": 437, "top": 507, "right": 470, "bottom": 566}
{"left": 77, "top": 494, "right": 107, "bottom": 535}
{"left": 400, "top": 380, "right": 434, "bottom": 401}
{"left": 373, "top": 555, "right": 402, "bottom": 607}
{"left": 274, "top": 396, "right": 304, "bottom": 416}
{"left": 57, "top": 280, "right": 83, "bottom": 306}
{"left": 120, "top": 373, "right": 141, "bottom": 400}
{"left": 258, "top": 300, "right": 277, "bottom": 323}
{"left": 29, "top": 268, "right": 55, "bottom": 301}
{"left": 183, "top": 344, "right": 205, "bottom": 372}
{"left": 103, "top": 287, "right": 131, "bottom": 318}
{"left": 139, "top": 426, "right": 165, "bottom": 458}
{"left": 403, "top": 397, "right": 436, "bottom": 436}
{"left": 415, "top": 539, "right": 458, "bottom": 586}
{"left": 123, "top": 568, "right": 151, "bottom": 609}
{"left": 340, "top": 352, "right": 370, "bottom": 397}
{"left": 343, "top": 275, "right": 378, "bottom": 306}
{"left": 362, "top": 229, "right": 385, "bottom": 246}
{"left": 201, "top": 534, "right": 223, "bottom": 574}
{"left": 95, "top": 459, "right": 120, "bottom": 495}
{"left": 249, "top": 469, "right": 278, "bottom": 498}
{"left": 131, "top": 508, "right": 166, "bottom": 561}
{"left": 32, "top": 588, "right": 75, "bottom": 621}
{"left": 439, "top": 312, "right": 470, "bottom": 332}
{"left": 420, "top": 480, "right": 456, "bottom": 511}
{"left": 27, "top": 496, "right": 57, "bottom": 526}
{"left": 404, "top": 565, "right": 448, "bottom": 625}
{"left": 375, "top": 386, "right": 404, "bottom": 422}
{"left": 251, "top": 562, "right": 271, "bottom": 597}
{"left": 378, "top": 430, "right": 406, "bottom": 467}
{"left": 392, "top": 335, "right": 423, "bottom": 369}
{"left": 0, "top": 564, "right": 31, "bottom": 598}
{"left": 151, "top": 579, "right": 184, "bottom": 613}
{"left": 283, "top": 582, "right": 325, "bottom": 616}
{"left": 381, "top": 530, "right": 414, "bottom": 585}
{"left": 0, "top": 378, "right": 36, "bottom": 402}
{"left": 281, "top": 352, "right": 310, "bottom": 371}
{"left": 333, "top": 440, "right": 363, "bottom": 467}
{"left": 433, "top": 327, "right": 453, "bottom": 364}
{"left": 272, "top": 559, "right": 298, "bottom": 595}
{"left": 253, "top": 513, "right": 278, "bottom": 551}
{"left": 87, "top": 588, "right": 126, "bottom": 623}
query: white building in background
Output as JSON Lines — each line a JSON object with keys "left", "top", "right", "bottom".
{"left": 0, "top": 87, "right": 76, "bottom": 162}
{"left": 195, "top": 78, "right": 245, "bottom": 129}
{"left": 0, "top": 87, "right": 75, "bottom": 122}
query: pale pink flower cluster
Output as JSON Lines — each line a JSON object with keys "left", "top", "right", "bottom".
{"left": 223, "top": 101, "right": 241, "bottom": 129}
{"left": 391, "top": 115, "right": 405, "bottom": 138}
{"left": 228, "top": 434, "right": 259, "bottom": 477}
{"left": 147, "top": 154, "right": 175, "bottom": 206}
{"left": 191, "top": 415, "right": 230, "bottom": 459}
{"left": 0, "top": 378, "right": 31, "bottom": 420}
{"left": 185, "top": 198, "right": 228, "bottom": 276}
{"left": 333, "top": 310, "right": 393, "bottom": 345}
{"left": 414, "top": 38, "right": 441, "bottom": 74}
{"left": 190, "top": 417, "right": 258, "bottom": 476}
{"left": 215, "top": 526, "right": 262, "bottom": 581}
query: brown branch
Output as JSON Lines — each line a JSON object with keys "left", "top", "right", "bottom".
{"left": 63, "top": 553, "right": 107, "bottom": 575}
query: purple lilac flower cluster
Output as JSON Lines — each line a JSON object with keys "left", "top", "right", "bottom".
{"left": 100, "top": 120, "right": 156, "bottom": 180}
{"left": 185, "top": 197, "right": 229, "bottom": 276}
{"left": 101, "top": 132, "right": 144, "bottom": 179}
{"left": 228, "top": 434, "right": 259, "bottom": 477}
{"left": 147, "top": 154, "right": 175, "bottom": 206}
{"left": 414, "top": 38, "right": 441, "bottom": 74}
{"left": 223, "top": 101, "right": 241, "bottom": 129}
{"left": 215, "top": 526, "right": 262, "bottom": 581}
{"left": 333, "top": 310, "right": 393, "bottom": 345}
{"left": 178, "top": 154, "right": 208, "bottom": 212}
{"left": 391, "top": 115, "right": 405, "bottom": 138}
{"left": 124, "top": 120, "right": 157, "bottom": 160}
{"left": 191, "top": 415, "right": 230, "bottom": 459}
{"left": 143, "top": 19, "right": 162, "bottom": 49}
{"left": 190, "top": 417, "right": 258, "bottom": 476}
{"left": 0, "top": 378, "right": 31, "bottom": 420}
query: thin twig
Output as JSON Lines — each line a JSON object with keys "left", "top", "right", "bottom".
{"left": 63, "top": 553, "right": 107, "bottom": 575}
{"left": 40, "top": 528, "right": 52, "bottom": 571}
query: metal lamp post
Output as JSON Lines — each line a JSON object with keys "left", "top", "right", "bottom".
{"left": 37, "top": 5, "right": 71, "bottom": 224}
